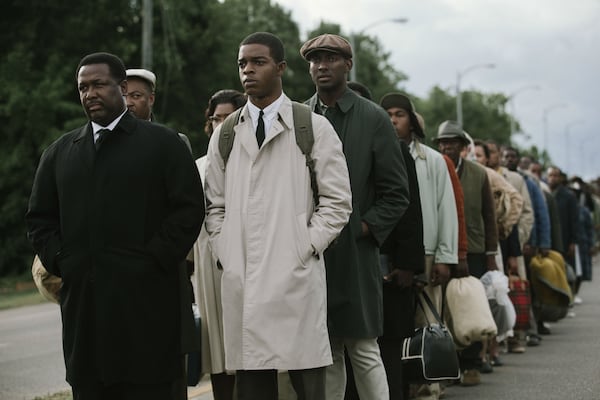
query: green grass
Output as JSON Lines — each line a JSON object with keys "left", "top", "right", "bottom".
{"left": 0, "top": 272, "right": 50, "bottom": 310}
{"left": 0, "top": 288, "right": 48, "bottom": 310}
{"left": 32, "top": 390, "right": 72, "bottom": 400}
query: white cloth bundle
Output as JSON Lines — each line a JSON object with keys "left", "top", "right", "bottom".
{"left": 445, "top": 276, "right": 498, "bottom": 348}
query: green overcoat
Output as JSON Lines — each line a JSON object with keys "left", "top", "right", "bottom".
{"left": 307, "top": 89, "right": 409, "bottom": 338}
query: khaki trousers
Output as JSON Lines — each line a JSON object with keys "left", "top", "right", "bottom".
{"left": 326, "top": 337, "right": 389, "bottom": 400}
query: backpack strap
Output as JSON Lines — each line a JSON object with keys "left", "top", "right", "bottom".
{"left": 219, "top": 103, "right": 318, "bottom": 206}
{"left": 292, "top": 102, "right": 319, "bottom": 206}
{"left": 218, "top": 108, "right": 243, "bottom": 167}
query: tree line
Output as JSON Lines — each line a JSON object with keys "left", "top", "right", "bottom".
{"left": 0, "top": 0, "right": 529, "bottom": 276}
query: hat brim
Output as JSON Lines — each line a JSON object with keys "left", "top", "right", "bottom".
{"left": 433, "top": 135, "right": 470, "bottom": 145}
{"left": 303, "top": 47, "right": 351, "bottom": 60}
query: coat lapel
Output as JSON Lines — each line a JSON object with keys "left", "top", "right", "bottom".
{"left": 72, "top": 123, "right": 95, "bottom": 171}
{"left": 236, "top": 108, "right": 259, "bottom": 160}
{"left": 266, "top": 99, "right": 293, "bottom": 147}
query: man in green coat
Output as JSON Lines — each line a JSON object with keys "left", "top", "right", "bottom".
{"left": 300, "top": 34, "right": 410, "bottom": 400}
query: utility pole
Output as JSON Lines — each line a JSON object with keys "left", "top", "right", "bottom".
{"left": 142, "top": 0, "right": 153, "bottom": 69}
{"left": 456, "top": 63, "right": 495, "bottom": 127}
{"left": 349, "top": 17, "right": 408, "bottom": 82}
{"left": 508, "top": 84, "right": 540, "bottom": 137}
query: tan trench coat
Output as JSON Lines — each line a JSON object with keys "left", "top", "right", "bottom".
{"left": 192, "top": 157, "right": 227, "bottom": 374}
{"left": 204, "top": 96, "right": 352, "bottom": 371}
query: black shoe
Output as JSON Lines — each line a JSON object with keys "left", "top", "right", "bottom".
{"left": 479, "top": 359, "right": 493, "bottom": 373}
{"left": 538, "top": 322, "right": 551, "bottom": 335}
{"left": 491, "top": 355, "right": 503, "bottom": 366}
{"left": 527, "top": 335, "right": 541, "bottom": 346}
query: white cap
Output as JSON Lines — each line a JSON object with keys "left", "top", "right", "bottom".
{"left": 126, "top": 68, "right": 156, "bottom": 90}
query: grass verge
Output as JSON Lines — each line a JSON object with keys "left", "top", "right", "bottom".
{"left": 0, "top": 272, "right": 49, "bottom": 310}
{"left": 32, "top": 390, "right": 72, "bottom": 400}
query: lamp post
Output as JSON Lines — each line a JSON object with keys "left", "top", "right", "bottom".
{"left": 542, "top": 103, "right": 567, "bottom": 157}
{"left": 508, "top": 84, "right": 540, "bottom": 137}
{"left": 142, "top": 0, "right": 153, "bottom": 69}
{"left": 565, "top": 120, "right": 584, "bottom": 173}
{"left": 456, "top": 63, "right": 495, "bottom": 127}
{"left": 349, "top": 17, "right": 408, "bottom": 82}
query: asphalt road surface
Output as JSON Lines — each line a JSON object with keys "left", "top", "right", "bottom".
{"left": 2, "top": 260, "right": 599, "bottom": 400}
{"left": 442, "top": 260, "right": 600, "bottom": 400}
{"left": 190, "top": 259, "right": 600, "bottom": 400}
{"left": 0, "top": 302, "right": 68, "bottom": 400}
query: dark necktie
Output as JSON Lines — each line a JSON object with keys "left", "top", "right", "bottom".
{"left": 256, "top": 110, "right": 265, "bottom": 148}
{"left": 95, "top": 128, "right": 110, "bottom": 151}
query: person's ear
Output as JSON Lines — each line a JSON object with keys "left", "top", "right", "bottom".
{"left": 345, "top": 58, "right": 353, "bottom": 73}
{"left": 276, "top": 61, "right": 287, "bottom": 76}
{"left": 120, "top": 80, "right": 128, "bottom": 96}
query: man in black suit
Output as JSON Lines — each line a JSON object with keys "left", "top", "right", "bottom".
{"left": 26, "top": 52, "right": 204, "bottom": 400}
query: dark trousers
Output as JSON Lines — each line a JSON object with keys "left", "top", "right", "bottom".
{"left": 211, "top": 372, "right": 236, "bottom": 400}
{"left": 72, "top": 381, "right": 173, "bottom": 400}
{"left": 236, "top": 367, "right": 325, "bottom": 400}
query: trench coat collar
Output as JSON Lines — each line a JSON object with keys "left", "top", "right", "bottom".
{"left": 235, "top": 95, "right": 293, "bottom": 158}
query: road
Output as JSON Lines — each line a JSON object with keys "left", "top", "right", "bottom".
{"left": 0, "top": 302, "right": 68, "bottom": 400}
{"left": 189, "top": 259, "right": 600, "bottom": 400}
{"left": 3, "top": 260, "right": 599, "bottom": 400}
{"left": 441, "top": 260, "right": 600, "bottom": 400}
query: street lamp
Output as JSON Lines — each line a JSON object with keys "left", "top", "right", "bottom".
{"left": 508, "top": 84, "right": 540, "bottom": 137}
{"left": 349, "top": 17, "right": 408, "bottom": 82}
{"left": 542, "top": 103, "right": 568, "bottom": 156}
{"left": 564, "top": 120, "right": 584, "bottom": 172}
{"left": 456, "top": 63, "right": 496, "bottom": 127}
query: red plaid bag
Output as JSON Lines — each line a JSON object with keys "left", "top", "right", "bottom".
{"left": 508, "top": 276, "right": 531, "bottom": 331}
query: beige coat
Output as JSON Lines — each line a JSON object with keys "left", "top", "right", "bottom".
{"left": 204, "top": 96, "right": 352, "bottom": 371}
{"left": 191, "top": 156, "right": 228, "bottom": 374}
{"left": 485, "top": 167, "right": 524, "bottom": 239}
{"left": 498, "top": 167, "right": 534, "bottom": 248}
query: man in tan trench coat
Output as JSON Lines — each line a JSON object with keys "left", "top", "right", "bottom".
{"left": 204, "top": 32, "right": 352, "bottom": 400}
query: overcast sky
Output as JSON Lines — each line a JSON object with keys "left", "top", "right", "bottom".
{"left": 274, "top": 0, "right": 600, "bottom": 179}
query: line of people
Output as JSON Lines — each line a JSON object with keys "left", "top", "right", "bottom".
{"left": 25, "top": 31, "right": 599, "bottom": 400}
{"left": 192, "top": 32, "right": 600, "bottom": 400}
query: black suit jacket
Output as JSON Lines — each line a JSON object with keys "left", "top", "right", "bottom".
{"left": 26, "top": 112, "right": 204, "bottom": 385}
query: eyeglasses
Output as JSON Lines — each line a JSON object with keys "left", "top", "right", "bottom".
{"left": 208, "top": 114, "right": 230, "bottom": 124}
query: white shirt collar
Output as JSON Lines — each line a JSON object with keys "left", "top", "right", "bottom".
{"left": 91, "top": 109, "right": 128, "bottom": 141}
{"left": 247, "top": 93, "right": 285, "bottom": 136}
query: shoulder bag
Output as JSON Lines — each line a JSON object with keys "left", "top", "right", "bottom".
{"left": 401, "top": 291, "right": 460, "bottom": 382}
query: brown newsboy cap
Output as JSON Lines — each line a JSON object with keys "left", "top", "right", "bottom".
{"left": 300, "top": 34, "right": 353, "bottom": 60}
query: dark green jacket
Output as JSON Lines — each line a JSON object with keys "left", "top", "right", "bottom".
{"left": 307, "top": 88, "right": 409, "bottom": 338}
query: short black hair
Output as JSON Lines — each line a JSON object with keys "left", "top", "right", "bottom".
{"left": 503, "top": 146, "right": 520, "bottom": 158}
{"left": 240, "top": 32, "right": 285, "bottom": 63}
{"left": 76, "top": 52, "right": 126, "bottom": 83}
{"left": 473, "top": 139, "right": 490, "bottom": 159}
{"left": 347, "top": 81, "right": 373, "bottom": 100}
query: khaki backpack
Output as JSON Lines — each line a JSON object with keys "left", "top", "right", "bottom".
{"left": 218, "top": 102, "right": 319, "bottom": 205}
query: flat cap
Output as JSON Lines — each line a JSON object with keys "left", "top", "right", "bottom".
{"left": 126, "top": 68, "right": 156, "bottom": 90}
{"left": 380, "top": 92, "right": 425, "bottom": 139}
{"left": 300, "top": 34, "right": 353, "bottom": 60}
{"left": 433, "top": 120, "right": 470, "bottom": 144}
